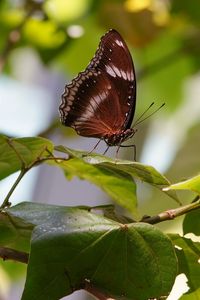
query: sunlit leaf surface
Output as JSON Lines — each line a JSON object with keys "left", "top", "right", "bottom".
{"left": 0, "top": 135, "right": 54, "bottom": 180}
{"left": 5, "top": 202, "right": 177, "bottom": 300}
{"left": 169, "top": 234, "right": 200, "bottom": 298}
{"left": 164, "top": 175, "right": 200, "bottom": 194}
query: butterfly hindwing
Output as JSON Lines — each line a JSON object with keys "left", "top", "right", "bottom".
{"left": 60, "top": 70, "right": 124, "bottom": 138}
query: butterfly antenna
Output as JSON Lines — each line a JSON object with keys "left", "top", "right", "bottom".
{"left": 132, "top": 102, "right": 154, "bottom": 127}
{"left": 133, "top": 102, "right": 165, "bottom": 127}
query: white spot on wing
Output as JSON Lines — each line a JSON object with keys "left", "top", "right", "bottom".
{"left": 106, "top": 64, "right": 133, "bottom": 81}
{"left": 76, "top": 91, "right": 108, "bottom": 124}
{"left": 121, "top": 70, "right": 127, "bottom": 80}
{"left": 115, "top": 39, "right": 124, "bottom": 47}
{"left": 112, "top": 65, "right": 121, "bottom": 77}
{"left": 105, "top": 65, "right": 116, "bottom": 77}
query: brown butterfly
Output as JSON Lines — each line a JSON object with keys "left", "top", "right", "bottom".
{"left": 59, "top": 29, "right": 137, "bottom": 157}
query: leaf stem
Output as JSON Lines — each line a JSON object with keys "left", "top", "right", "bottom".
{"left": 141, "top": 197, "right": 200, "bottom": 224}
{"left": 85, "top": 281, "right": 115, "bottom": 300}
{"left": 0, "top": 246, "right": 28, "bottom": 264}
{"left": 0, "top": 168, "right": 27, "bottom": 210}
{"left": 0, "top": 151, "right": 68, "bottom": 210}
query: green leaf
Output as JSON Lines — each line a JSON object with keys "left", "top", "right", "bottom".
{"left": 23, "top": 19, "right": 65, "bottom": 48}
{"left": 171, "top": 0, "right": 200, "bottom": 24}
{"left": 183, "top": 208, "right": 200, "bottom": 236}
{"left": 56, "top": 146, "right": 168, "bottom": 185}
{"left": 0, "top": 135, "right": 54, "bottom": 180}
{"left": 137, "top": 30, "right": 193, "bottom": 112}
{"left": 5, "top": 202, "right": 177, "bottom": 300}
{"left": 62, "top": 157, "right": 137, "bottom": 213}
{"left": 180, "top": 289, "right": 200, "bottom": 300}
{"left": 164, "top": 175, "right": 200, "bottom": 194}
{"left": 44, "top": 0, "right": 92, "bottom": 23}
{"left": 0, "top": 8, "right": 24, "bottom": 28}
{"left": 0, "top": 207, "right": 33, "bottom": 252}
{"left": 55, "top": 145, "right": 180, "bottom": 204}
{"left": 169, "top": 234, "right": 200, "bottom": 296}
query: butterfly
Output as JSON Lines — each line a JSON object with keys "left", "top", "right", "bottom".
{"left": 59, "top": 29, "right": 137, "bottom": 157}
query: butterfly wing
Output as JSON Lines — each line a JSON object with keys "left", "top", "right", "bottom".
{"left": 59, "top": 29, "right": 136, "bottom": 139}
{"left": 88, "top": 29, "right": 136, "bottom": 130}
{"left": 60, "top": 69, "right": 125, "bottom": 138}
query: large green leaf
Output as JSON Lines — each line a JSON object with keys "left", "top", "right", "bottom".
{"left": 55, "top": 146, "right": 169, "bottom": 185}
{"left": 169, "top": 234, "right": 200, "bottom": 297}
{"left": 0, "top": 210, "right": 33, "bottom": 252}
{"left": 53, "top": 150, "right": 137, "bottom": 214}
{"left": 0, "top": 135, "right": 178, "bottom": 214}
{"left": 0, "top": 135, "right": 54, "bottom": 180}
{"left": 55, "top": 145, "right": 179, "bottom": 203}
{"left": 5, "top": 202, "right": 177, "bottom": 300}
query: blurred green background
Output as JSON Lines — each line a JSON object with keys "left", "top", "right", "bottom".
{"left": 0, "top": 0, "right": 200, "bottom": 299}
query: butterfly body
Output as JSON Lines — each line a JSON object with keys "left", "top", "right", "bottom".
{"left": 59, "top": 29, "right": 137, "bottom": 150}
{"left": 104, "top": 128, "right": 135, "bottom": 146}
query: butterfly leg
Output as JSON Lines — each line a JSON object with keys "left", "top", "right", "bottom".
{"left": 103, "top": 145, "right": 110, "bottom": 155}
{"left": 119, "top": 144, "right": 137, "bottom": 161}
{"left": 87, "top": 139, "right": 102, "bottom": 155}
{"left": 116, "top": 145, "right": 121, "bottom": 160}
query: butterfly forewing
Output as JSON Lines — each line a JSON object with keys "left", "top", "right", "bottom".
{"left": 59, "top": 29, "right": 136, "bottom": 142}
{"left": 88, "top": 29, "right": 136, "bottom": 129}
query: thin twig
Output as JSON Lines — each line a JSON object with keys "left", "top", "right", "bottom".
{"left": 0, "top": 153, "right": 68, "bottom": 210}
{"left": 85, "top": 281, "right": 115, "bottom": 300}
{"left": 0, "top": 247, "right": 28, "bottom": 264}
{"left": 140, "top": 198, "right": 200, "bottom": 224}
{"left": 0, "top": 169, "right": 27, "bottom": 209}
{"left": 1, "top": 138, "right": 68, "bottom": 209}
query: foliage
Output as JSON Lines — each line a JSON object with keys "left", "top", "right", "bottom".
{"left": 6, "top": 202, "right": 177, "bottom": 300}
{"left": 0, "top": 0, "right": 200, "bottom": 300}
{"left": 0, "top": 135, "right": 200, "bottom": 299}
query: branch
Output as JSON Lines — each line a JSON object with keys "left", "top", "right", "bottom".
{"left": 0, "top": 169, "right": 27, "bottom": 209}
{"left": 0, "top": 249, "right": 114, "bottom": 299}
{"left": 85, "top": 281, "right": 115, "bottom": 300}
{"left": 0, "top": 150, "right": 68, "bottom": 210}
{"left": 0, "top": 247, "right": 28, "bottom": 264}
{"left": 141, "top": 197, "right": 200, "bottom": 224}
{"left": 0, "top": 144, "right": 48, "bottom": 209}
